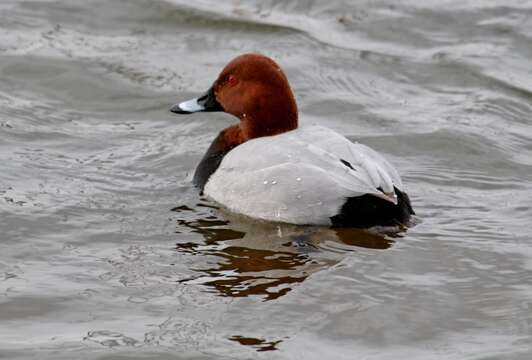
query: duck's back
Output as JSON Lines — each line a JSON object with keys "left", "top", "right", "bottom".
{"left": 202, "top": 126, "right": 413, "bottom": 226}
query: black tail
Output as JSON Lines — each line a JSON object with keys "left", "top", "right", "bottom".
{"left": 330, "top": 187, "right": 414, "bottom": 228}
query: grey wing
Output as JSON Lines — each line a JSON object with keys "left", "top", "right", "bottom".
{"left": 290, "top": 126, "right": 404, "bottom": 193}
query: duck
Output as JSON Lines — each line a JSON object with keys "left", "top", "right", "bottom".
{"left": 170, "top": 53, "right": 414, "bottom": 227}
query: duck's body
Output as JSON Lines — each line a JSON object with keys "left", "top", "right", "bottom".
{"left": 171, "top": 54, "right": 414, "bottom": 227}
{"left": 198, "top": 125, "right": 412, "bottom": 226}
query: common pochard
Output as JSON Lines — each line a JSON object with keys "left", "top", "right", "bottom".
{"left": 171, "top": 54, "right": 414, "bottom": 227}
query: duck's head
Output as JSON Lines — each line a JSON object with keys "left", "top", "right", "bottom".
{"left": 171, "top": 53, "right": 298, "bottom": 139}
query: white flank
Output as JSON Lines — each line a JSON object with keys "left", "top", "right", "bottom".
{"left": 203, "top": 126, "right": 405, "bottom": 225}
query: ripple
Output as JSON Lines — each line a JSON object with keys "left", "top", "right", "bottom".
{"left": 2, "top": 0, "right": 532, "bottom": 358}
{"left": 84, "top": 330, "right": 140, "bottom": 348}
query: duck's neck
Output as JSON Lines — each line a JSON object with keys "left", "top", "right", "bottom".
{"left": 231, "top": 88, "right": 299, "bottom": 144}
{"left": 219, "top": 124, "right": 246, "bottom": 148}
{"left": 240, "top": 113, "right": 297, "bottom": 140}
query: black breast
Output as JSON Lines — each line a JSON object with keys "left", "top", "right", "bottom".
{"left": 330, "top": 187, "right": 415, "bottom": 228}
{"left": 193, "top": 132, "right": 233, "bottom": 192}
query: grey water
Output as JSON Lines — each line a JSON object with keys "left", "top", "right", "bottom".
{"left": 1, "top": 0, "right": 532, "bottom": 359}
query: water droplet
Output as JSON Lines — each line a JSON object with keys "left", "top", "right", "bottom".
{"left": 263, "top": 180, "right": 268, "bottom": 185}
{"left": 296, "top": 194, "right": 301, "bottom": 199}
{"left": 271, "top": 180, "right": 277, "bottom": 185}
{"left": 296, "top": 177, "right": 301, "bottom": 182}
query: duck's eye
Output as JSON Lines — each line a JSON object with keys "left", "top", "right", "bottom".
{"left": 227, "top": 75, "right": 238, "bottom": 87}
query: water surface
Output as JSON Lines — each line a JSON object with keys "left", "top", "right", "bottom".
{"left": 1, "top": 0, "right": 532, "bottom": 359}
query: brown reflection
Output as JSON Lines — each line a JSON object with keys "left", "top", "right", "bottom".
{"left": 173, "top": 202, "right": 397, "bottom": 301}
{"left": 193, "top": 246, "right": 309, "bottom": 301}
{"left": 229, "top": 335, "right": 282, "bottom": 352}
{"left": 333, "top": 227, "right": 395, "bottom": 249}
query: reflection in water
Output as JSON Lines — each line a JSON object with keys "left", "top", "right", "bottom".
{"left": 183, "top": 245, "right": 309, "bottom": 301}
{"left": 228, "top": 335, "right": 283, "bottom": 352}
{"left": 173, "top": 202, "right": 398, "bottom": 302}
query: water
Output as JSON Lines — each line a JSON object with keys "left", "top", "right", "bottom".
{"left": 1, "top": 0, "right": 532, "bottom": 359}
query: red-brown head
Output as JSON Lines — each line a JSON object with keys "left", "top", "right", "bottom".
{"left": 171, "top": 53, "right": 298, "bottom": 141}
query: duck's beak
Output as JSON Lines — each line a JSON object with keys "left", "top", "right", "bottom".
{"left": 170, "top": 86, "right": 223, "bottom": 114}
